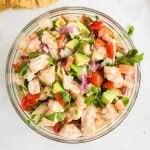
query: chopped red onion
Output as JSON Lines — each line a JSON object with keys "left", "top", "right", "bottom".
{"left": 20, "top": 55, "right": 28, "bottom": 60}
{"left": 60, "top": 25, "right": 74, "bottom": 34}
{"left": 40, "top": 43, "right": 49, "bottom": 53}
{"left": 81, "top": 74, "right": 87, "bottom": 92}
{"left": 90, "top": 61, "right": 99, "bottom": 72}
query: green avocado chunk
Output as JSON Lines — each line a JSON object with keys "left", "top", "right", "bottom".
{"left": 102, "top": 90, "right": 118, "bottom": 104}
{"left": 52, "top": 82, "right": 64, "bottom": 93}
{"left": 77, "top": 21, "right": 90, "bottom": 37}
{"left": 71, "top": 64, "right": 82, "bottom": 75}
{"left": 74, "top": 52, "right": 90, "bottom": 66}
{"left": 55, "top": 17, "right": 66, "bottom": 28}
{"left": 65, "top": 39, "right": 79, "bottom": 49}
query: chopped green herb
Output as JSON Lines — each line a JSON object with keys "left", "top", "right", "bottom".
{"left": 84, "top": 95, "right": 95, "bottom": 105}
{"left": 19, "top": 62, "right": 29, "bottom": 76}
{"left": 25, "top": 114, "right": 36, "bottom": 125}
{"left": 127, "top": 25, "right": 135, "bottom": 36}
{"left": 47, "top": 56, "right": 57, "bottom": 65}
{"left": 115, "top": 49, "right": 144, "bottom": 66}
{"left": 45, "top": 112, "right": 66, "bottom": 122}
{"left": 61, "top": 91, "right": 71, "bottom": 103}
{"left": 36, "top": 29, "right": 44, "bottom": 40}
{"left": 121, "top": 97, "right": 129, "bottom": 106}
{"left": 91, "top": 86, "right": 101, "bottom": 94}
{"left": 95, "top": 15, "right": 100, "bottom": 20}
{"left": 28, "top": 51, "right": 40, "bottom": 59}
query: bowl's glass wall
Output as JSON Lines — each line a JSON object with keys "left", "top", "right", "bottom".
{"left": 6, "top": 7, "right": 141, "bottom": 143}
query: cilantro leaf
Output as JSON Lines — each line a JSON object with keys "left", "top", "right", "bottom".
{"left": 127, "top": 25, "right": 135, "bottom": 36}
{"left": 61, "top": 91, "right": 71, "bottom": 103}
{"left": 115, "top": 49, "right": 144, "bottom": 66}
{"left": 28, "top": 51, "right": 40, "bottom": 59}
{"left": 45, "top": 112, "right": 66, "bottom": 122}
{"left": 91, "top": 86, "right": 101, "bottom": 94}
{"left": 47, "top": 56, "right": 57, "bottom": 65}
{"left": 121, "top": 97, "right": 129, "bottom": 106}
{"left": 36, "top": 29, "right": 44, "bottom": 40}
{"left": 19, "top": 61, "right": 29, "bottom": 76}
{"left": 84, "top": 95, "right": 95, "bottom": 105}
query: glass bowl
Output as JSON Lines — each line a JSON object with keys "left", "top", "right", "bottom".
{"left": 5, "top": 6, "right": 141, "bottom": 143}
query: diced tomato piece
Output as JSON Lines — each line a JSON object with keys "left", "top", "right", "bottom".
{"left": 53, "top": 122, "right": 61, "bottom": 133}
{"left": 12, "top": 63, "right": 20, "bottom": 71}
{"left": 95, "top": 39, "right": 106, "bottom": 48}
{"left": 57, "top": 34, "right": 66, "bottom": 49}
{"left": 90, "top": 21, "right": 103, "bottom": 31}
{"left": 21, "top": 93, "right": 40, "bottom": 111}
{"left": 64, "top": 56, "right": 74, "bottom": 71}
{"left": 106, "top": 42, "right": 114, "bottom": 59}
{"left": 102, "top": 81, "right": 115, "bottom": 89}
{"left": 87, "top": 71, "right": 103, "bottom": 87}
{"left": 54, "top": 93, "right": 66, "bottom": 106}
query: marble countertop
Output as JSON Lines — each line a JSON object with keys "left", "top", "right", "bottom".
{"left": 0, "top": 0, "right": 150, "bottom": 149}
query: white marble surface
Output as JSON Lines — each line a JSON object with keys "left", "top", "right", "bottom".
{"left": 0, "top": 0, "right": 150, "bottom": 149}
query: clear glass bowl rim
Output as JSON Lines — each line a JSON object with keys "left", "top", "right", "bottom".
{"left": 5, "top": 6, "right": 141, "bottom": 144}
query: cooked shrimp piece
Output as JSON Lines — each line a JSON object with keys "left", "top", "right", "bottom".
{"left": 42, "top": 31, "right": 59, "bottom": 60}
{"left": 32, "top": 103, "right": 48, "bottom": 123}
{"left": 39, "top": 66, "right": 55, "bottom": 85}
{"left": 92, "top": 46, "right": 107, "bottom": 61}
{"left": 69, "top": 81, "right": 82, "bottom": 99}
{"left": 29, "top": 54, "right": 49, "bottom": 73}
{"left": 27, "top": 38, "right": 41, "bottom": 53}
{"left": 119, "top": 64, "right": 134, "bottom": 75}
{"left": 114, "top": 100, "right": 126, "bottom": 112}
{"left": 98, "top": 26, "right": 114, "bottom": 38}
{"left": 48, "top": 100, "right": 64, "bottom": 112}
{"left": 101, "top": 104, "right": 117, "bottom": 121}
{"left": 67, "top": 22, "right": 80, "bottom": 38}
{"left": 104, "top": 66, "right": 125, "bottom": 88}
{"left": 75, "top": 96, "right": 86, "bottom": 109}
{"left": 59, "top": 124, "right": 81, "bottom": 138}
{"left": 61, "top": 68, "right": 81, "bottom": 98}
{"left": 39, "top": 117, "right": 56, "bottom": 127}
{"left": 28, "top": 79, "right": 40, "bottom": 95}
{"left": 65, "top": 106, "right": 83, "bottom": 123}
{"left": 81, "top": 106, "right": 97, "bottom": 135}
{"left": 20, "top": 33, "right": 37, "bottom": 50}
{"left": 61, "top": 68, "right": 73, "bottom": 90}
{"left": 95, "top": 109, "right": 105, "bottom": 129}
{"left": 59, "top": 48, "right": 72, "bottom": 58}
{"left": 83, "top": 43, "right": 91, "bottom": 56}
{"left": 38, "top": 87, "right": 48, "bottom": 101}
{"left": 39, "top": 18, "right": 53, "bottom": 29}
{"left": 64, "top": 56, "right": 74, "bottom": 71}
{"left": 25, "top": 71, "right": 35, "bottom": 81}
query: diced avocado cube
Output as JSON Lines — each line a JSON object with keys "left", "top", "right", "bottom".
{"left": 71, "top": 64, "right": 82, "bottom": 75}
{"left": 56, "top": 65, "right": 63, "bottom": 79}
{"left": 52, "top": 82, "right": 64, "bottom": 93}
{"left": 55, "top": 17, "right": 66, "bottom": 28}
{"left": 77, "top": 21, "right": 90, "bottom": 37}
{"left": 65, "top": 39, "right": 79, "bottom": 50}
{"left": 74, "top": 52, "right": 90, "bottom": 66}
{"left": 102, "top": 90, "right": 118, "bottom": 104}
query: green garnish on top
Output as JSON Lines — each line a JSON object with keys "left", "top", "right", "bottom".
{"left": 127, "top": 25, "right": 135, "bottom": 36}
{"left": 19, "top": 61, "right": 29, "bottom": 76}
{"left": 115, "top": 49, "right": 144, "bottom": 66}
{"left": 45, "top": 112, "right": 66, "bottom": 122}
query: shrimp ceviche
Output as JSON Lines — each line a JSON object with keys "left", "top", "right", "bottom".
{"left": 12, "top": 15, "right": 143, "bottom": 138}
